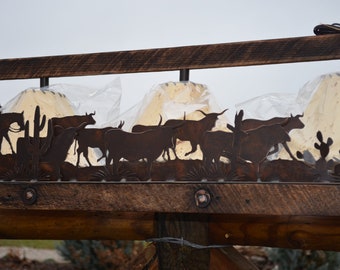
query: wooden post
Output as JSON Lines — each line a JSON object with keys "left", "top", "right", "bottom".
{"left": 155, "top": 66, "right": 207, "bottom": 269}
{"left": 156, "top": 213, "right": 210, "bottom": 270}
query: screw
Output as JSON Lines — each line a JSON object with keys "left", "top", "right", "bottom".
{"left": 194, "top": 189, "right": 211, "bottom": 208}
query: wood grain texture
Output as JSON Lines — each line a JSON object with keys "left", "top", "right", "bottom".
{"left": 156, "top": 213, "right": 210, "bottom": 270}
{"left": 210, "top": 247, "right": 259, "bottom": 270}
{"left": 2, "top": 210, "right": 340, "bottom": 251}
{"left": 0, "top": 210, "right": 154, "bottom": 240}
{"left": 2, "top": 182, "right": 340, "bottom": 251}
{"left": 0, "top": 35, "right": 339, "bottom": 80}
{"left": 209, "top": 214, "right": 340, "bottom": 251}
{"left": 1, "top": 182, "right": 340, "bottom": 216}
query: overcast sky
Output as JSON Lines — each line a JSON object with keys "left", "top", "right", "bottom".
{"left": 0, "top": 0, "right": 339, "bottom": 119}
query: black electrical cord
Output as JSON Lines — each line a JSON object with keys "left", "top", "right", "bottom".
{"left": 314, "top": 23, "right": 340, "bottom": 35}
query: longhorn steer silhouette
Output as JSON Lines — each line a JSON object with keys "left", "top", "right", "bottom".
{"left": 230, "top": 123, "right": 291, "bottom": 181}
{"left": 241, "top": 114, "right": 304, "bottom": 159}
{"left": 163, "top": 109, "right": 227, "bottom": 156}
{"left": 131, "top": 115, "right": 163, "bottom": 133}
{"left": 105, "top": 124, "right": 180, "bottom": 178}
{"left": 51, "top": 112, "right": 96, "bottom": 134}
{"left": 201, "top": 110, "right": 293, "bottom": 180}
{"left": 131, "top": 116, "right": 178, "bottom": 160}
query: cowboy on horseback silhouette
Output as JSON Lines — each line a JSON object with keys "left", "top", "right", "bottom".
{"left": 0, "top": 111, "right": 25, "bottom": 154}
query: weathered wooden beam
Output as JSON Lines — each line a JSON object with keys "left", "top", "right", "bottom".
{"left": 1, "top": 182, "right": 340, "bottom": 251}
{"left": 0, "top": 210, "right": 154, "bottom": 240}
{"left": 209, "top": 214, "right": 340, "bottom": 251}
{"left": 2, "top": 210, "right": 340, "bottom": 252}
{"left": 1, "top": 182, "right": 340, "bottom": 216}
{"left": 2, "top": 208, "right": 340, "bottom": 252}
{"left": 0, "top": 35, "right": 339, "bottom": 80}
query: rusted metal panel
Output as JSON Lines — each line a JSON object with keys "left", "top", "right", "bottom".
{"left": 0, "top": 107, "right": 336, "bottom": 182}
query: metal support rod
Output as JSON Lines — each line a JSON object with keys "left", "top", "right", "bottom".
{"left": 179, "top": 69, "right": 190, "bottom": 81}
{"left": 40, "top": 77, "right": 49, "bottom": 88}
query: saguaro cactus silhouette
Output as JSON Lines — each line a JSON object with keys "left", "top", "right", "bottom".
{"left": 227, "top": 110, "right": 244, "bottom": 173}
{"left": 24, "top": 106, "right": 51, "bottom": 179}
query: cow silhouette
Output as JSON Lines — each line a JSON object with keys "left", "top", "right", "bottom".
{"left": 51, "top": 112, "right": 96, "bottom": 134}
{"left": 163, "top": 109, "right": 227, "bottom": 156}
{"left": 40, "top": 122, "right": 88, "bottom": 180}
{"left": 105, "top": 124, "right": 180, "bottom": 178}
{"left": 241, "top": 114, "right": 304, "bottom": 159}
{"left": 131, "top": 116, "right": 178, "bottom": 160}
{"left": 75, "top": 121, "right": 124, "bottom": 167}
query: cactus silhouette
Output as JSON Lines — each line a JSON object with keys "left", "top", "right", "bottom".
{"left": 314, "top": 131, "right": 334, "bottom": 180}
{"left": 297, "top": 131, "right": 334, "bottom": 181}
{"left": 24, "top": 106, "right": 52, "bottom": 179}
{"left": 314, "top": 130, "right": 333, "bottom": 159}
{"left": 227, "top": 110, "right": 244, "bottom": 173}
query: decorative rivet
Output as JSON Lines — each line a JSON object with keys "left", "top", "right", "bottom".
{"left": 225, "top": 233, "right": 230, "bottom": 239}
{"left": 22, "top": 187, "right": 37, "bottom": 205}
{"left": 194, "top": 189, "right": 211, "bottom": 208}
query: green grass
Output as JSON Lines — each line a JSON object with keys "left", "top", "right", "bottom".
{"left": 0, "top": 240, "right": 61, "bottom": 249}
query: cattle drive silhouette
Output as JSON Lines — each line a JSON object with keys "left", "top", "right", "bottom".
{"left": 0, "top": 105, "right": 337, "bottom": 182}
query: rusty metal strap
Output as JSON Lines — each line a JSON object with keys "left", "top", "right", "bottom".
{"left": 314, "top": 23, "right": 340, "bottom": 35}
{"left": 146, "top": 237, "right": 230, "bottom": 249}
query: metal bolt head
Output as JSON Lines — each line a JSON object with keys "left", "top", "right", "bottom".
{"left": 194, "top": 189, "right": 211, "bottom": 208}
{"left": 22, "top": 187, "right": 37, "bottom": 205}
{"left": 25, "top": 191, "right": 34, "bottom": 200}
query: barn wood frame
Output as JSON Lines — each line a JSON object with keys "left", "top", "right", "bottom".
{"left": 0, "top": 34, "right": 340, "bottom": 269}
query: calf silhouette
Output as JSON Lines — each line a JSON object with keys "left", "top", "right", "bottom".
{"left": 75, "top": 121, "right": 124, "bottom": 167}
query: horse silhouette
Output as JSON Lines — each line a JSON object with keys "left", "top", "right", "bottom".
{"left": 0, "top": 111, "right": 25, "bottom": 154}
